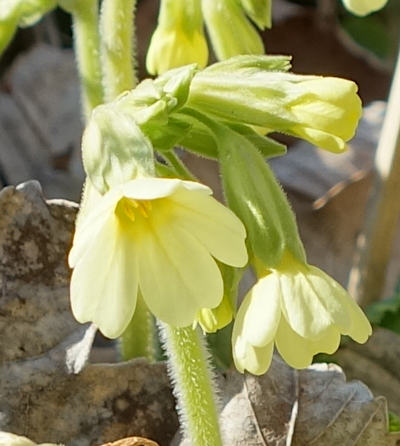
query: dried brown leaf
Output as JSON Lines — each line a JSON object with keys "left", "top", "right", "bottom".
{"left": 217, "top": 355, "right": 400, "bottom": 446}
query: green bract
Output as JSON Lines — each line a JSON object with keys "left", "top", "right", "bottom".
{"left": 82, "top": 105, "right": 154, "bottom": 194}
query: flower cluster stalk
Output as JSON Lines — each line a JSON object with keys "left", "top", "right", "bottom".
{"left": 68, "top": 0, "right": 104, "bottom": 119}
{"left": 100, "top": 0, "right": 138, "bottom": 101}
{"left": 159, "top": 323, "right": 222, "bottom": 446}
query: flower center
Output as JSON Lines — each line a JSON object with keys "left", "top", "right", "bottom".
{"left": 118, "top": 198, "right": 153, "bottom": 223}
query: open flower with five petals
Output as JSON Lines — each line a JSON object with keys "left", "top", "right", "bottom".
{"left": 232, "top": 253, "right": 372, "bottom": 375}
{"left": 69, "top": 177, "right": 248, "bottom": 338}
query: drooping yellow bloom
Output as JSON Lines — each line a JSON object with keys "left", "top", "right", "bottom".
{"left": 342, "top": 0, "right": 388, "bottom": 16}
{"left": 146, "top": 0, "right": 208, "bottom": 75}
{"left": 0, "top": 431, "right": 62, "bottom": 446}
{"left": 69, "top": 177, "right": 248, "bottom": 338}
{"left": 232, "top": 253, "right": 372, "bottom": 375}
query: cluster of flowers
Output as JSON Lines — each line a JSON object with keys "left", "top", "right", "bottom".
{"left": 70, "top": 56, "right": 371, "bottom": 375}
{"left": 146, "top": 0, "right": 390, "bottom": 75}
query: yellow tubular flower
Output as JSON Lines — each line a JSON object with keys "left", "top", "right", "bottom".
{"left": 201, "top": 0, "right": 264, "bottom": 60}
{"left": 146, "top": 0, "right": 208, "bottom": 75}
{"left": 0, "top": 432, "right": 62, "bottom": 446}
{"left": 69, "top": 178, "right": 248, "bottom": 338}
{"left": 342, "top": 0, "right": 388, "bottom": 16}
{"left": 232, "top": 253, "right": 372, "bottom": 375}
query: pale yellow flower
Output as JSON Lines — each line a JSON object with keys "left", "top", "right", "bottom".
{"left": 232, "top": 253, "right": 371, "bottom": 375}
{"left": 342, "top": 0, "right": 388, "bottom": 16}
{"left": 69, "top": 178, "right": 247, "bottom": 338}
{"left": 146, "top": 0, "right": 208, "bottom": 75}
{"left": 0, "top": 431, "right": 62, "bottom": 446}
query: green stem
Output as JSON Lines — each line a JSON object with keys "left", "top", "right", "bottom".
{"left": 100, "top": 0, "right": 138, "bottom": 101}
{"left": 160, "top": 323, "right": 222, "bottom": 446}
{"left": 162, "top": 150, "right": 197, "bottom": 181}
{"left": 120, "top": 293, "right": 154, "bottom": 361}
{"left": 68, "top": 0, "right": 104, "bottom": 119}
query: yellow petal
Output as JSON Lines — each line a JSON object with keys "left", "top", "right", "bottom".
{"left": 235, "top": 274, "right": 281, "bottom": 347}
{"left": 137, "top": 222, "right": 223, "bottom": 327}
{"left": 70, "top": 215, "right": 139, "bottom": 339}
{"left": 233, "top": 334, "right": 274, "bottom": 375}
{"left": 122, "top": 177, "right": 210, "bottom": 200}
{"left": 69, "top": 187, "right": 122, "bottom": 267}
{"left": 169, "top": 188, "right": 248, "bottom": 267}
{"left": 279, "top": 264, "right": 351, "bottom": 339}
{"left": 340, "top": 291, "right": 372, "bottom": 343}
{"left": 275, "top": 315, "right": 341, "bottom": 369}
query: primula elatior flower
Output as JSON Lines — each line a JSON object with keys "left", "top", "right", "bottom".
{"left": 0, "top": 431, "right": 62, "bottom": 446}
{"left": 342, "top": 0, "right": 388, "bottom": 16}
{"left": 189, "top": 67, "right": 362, "bottom": 153}
{"left": 232, "top": 253, "right": 372, "bottom": 375}
{"left": 69, "top": 177, "right": 247, "bottom": 338}
{"left": 146, "top": 0, "right": 208, "bottom": 75}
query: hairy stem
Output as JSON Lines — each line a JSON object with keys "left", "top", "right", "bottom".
{"left": 68, "top": 0, "right": 104, "bottom": 119}
{"left": 100, "top": 0, "right": 138, "bottom": 101}
{"left": 160, "top": 323, "right": 222, "bottom": 446}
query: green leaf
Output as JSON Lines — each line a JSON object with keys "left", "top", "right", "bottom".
{"left": 389, "top": 412, "right": 400, "bottom": 433}
{"left": 341, "top": 15, "right": 390, "bottom": 60}
{"left": 366, "top": 278, "right": 400, "bottom": 335}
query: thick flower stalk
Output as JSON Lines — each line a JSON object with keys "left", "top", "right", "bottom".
{"left": 342, "top": 0, "right": 389, "bottom": 16}
{"left": 232, "top": 252, "right": 372, "bottom": 375}
{"left": 146, "top": 0, "right": 208, "bottom": 75}
{"left": 69, "top": 177, "right": 247, "bottom": 338}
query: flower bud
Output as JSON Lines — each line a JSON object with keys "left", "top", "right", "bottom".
{"left": 146, "top": 0, "right": 208, "bottom": 75}
{"left": 202, "top": 0, "right": 264, "bottom": 60}
{"left": 196, "top": 294, "right": 233, "bottom": 333}
{"left": 342, "top": 0, "right": 388, "bottom": 16}
{"left": 189, "top": 60, "right": 362, "bottom": 152}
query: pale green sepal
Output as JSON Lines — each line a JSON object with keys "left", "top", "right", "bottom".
{"left": 226, "top": 122, "right": 286, "bottom": 158}
{"left": 147, "top": 116, "right": 192, "bottom": 152}
{"left": 184, "top": 112, "right": 305, "bottom": 266}
{"left": 202, "top": 0, "right": 264, "bottom": 60}
{"left": 203, "top": 54, "right": 292, "bottom": 74}
{"left": 240, "top": 0, "right": 272, "bottom": 29}
{"left": 82, "top": 104, "right": 155, "bottom": 194}
{"left": 154, "top": 64, "right": 199, "bottom": 110}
